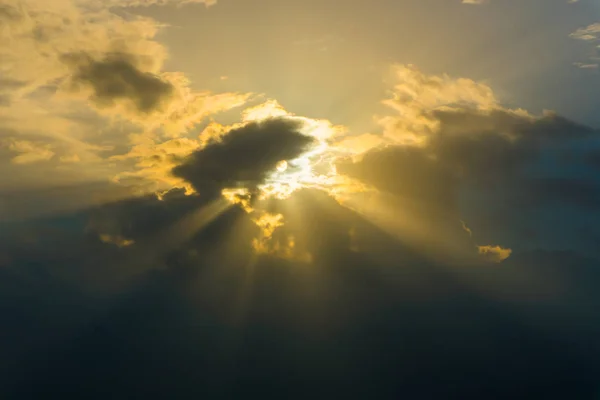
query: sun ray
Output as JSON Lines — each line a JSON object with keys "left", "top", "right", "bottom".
{"left": 116, "top": 197, "right": 233, "bottom": 280}
{"left": 335, "top": 190, "right": 479, "bottom": 266}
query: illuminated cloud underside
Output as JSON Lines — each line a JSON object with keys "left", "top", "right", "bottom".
{"left": 2, "top": 0, "right": 598, "bottom": 265}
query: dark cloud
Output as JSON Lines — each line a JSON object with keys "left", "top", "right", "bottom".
{"left": 1, "top": 188, "right": 600, "bottom": 398}
{"left": 64, "top": 53, "right": 174, "bottom": 114}
{"left": 340, "top": 109, "right": 600, "bottom": 256}
{"left": 584, "top": 148, "right": 600, "bottom": 169}
{"left": 428, "top": 109, "right": 596, "bottom": 183}
{"left": 173, "top": 118, "right": 317, "bottom": 196}
{"left": 338, "top": 145, "right": 456, "bottom": 210}
{"left": 340, "top": 109, "right": 589, "bottom": 205}
{"left": 0, "top": 182, "right": 138, "bottom": 222}
{"left": 432, "top": 109, "right": 595, "bottom": 142}
{"left": 335, "top": 144, "right": 478, "bottom": 261}
{"left": 515, "top": 178, "right": 600, "bottom": 210}
{"left": 3, "top": 95, "right": 600, "bottom": 397}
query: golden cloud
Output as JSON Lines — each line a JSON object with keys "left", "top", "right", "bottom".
{"left": 478, "top": 245, "right": 513, "bottom": 263}
{"left": 378, "top": 64, "right": 498, "bottom": 144}
{"left": 3, "top": 139, "right": 55, "bottom": 164}
{"left": 0, "top": 0, "right": 250, "bottom": 197}
{"left": 251, "top": 211, "right": 312, "bottom": 262}
{"left": 99, "top": 233, "right": 135, "bottom": 248}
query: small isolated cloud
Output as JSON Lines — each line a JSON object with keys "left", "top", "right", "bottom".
{"left": 573, "top": 62, "right": 599, "bottom": 69}
{"left": 62, "top": 53, "right": 251, "bottom": 135}
{"left": 251, "top": 212, "right": 284, "bottom": 250}
{"left": 570, "top": 23, "right": 600, "bottom": 41}
{"left": 99, "top": 233, "right": 135, "bottom": 248}
{"left": 64, "top": 53, "right": 176, "bottom": 115}
{"left": 479, "top": 245, "right": 512, "bottom": 263}
{"left": 570, "top": 23, "right": 600, "bottom": 67}
{"left": 462, "top": 0, "right": 487, "bottom": 4}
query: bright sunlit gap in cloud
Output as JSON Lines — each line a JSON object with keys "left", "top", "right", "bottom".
{"left": 232, "top": 100, "right": 355, "bottom": 202}
{"left": 211, "top": 100, "right": 373, "bottom": 261}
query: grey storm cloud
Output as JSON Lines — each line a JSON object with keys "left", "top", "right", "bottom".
{"left": 2, "top": 108, "right": 600, "bottom": 399}
{"left": 427, "top": 109, "right": 595, "bottom": 183}
{"left": 341, "top": 109, "right": 598, "bottom": 203}
{"left": 338, "top": 108, "right": 600, "bottom": 258}
{"left": 584, "top": 148, "right": 600, "bottom": 169}
{"left": 64, "top": 53, "right": 175, "bottom": 114}
{"left": 2, "top": 184, "right": 600, "bottom": 399}
{"left": 173, "top": 118, "right": 317, "bottom": 196}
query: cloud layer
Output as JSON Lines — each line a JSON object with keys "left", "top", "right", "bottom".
{"left": 2, "top": 1, "right": 600, "bottom": 398}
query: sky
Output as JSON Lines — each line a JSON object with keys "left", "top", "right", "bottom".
{"left": 2, "top": 0, "right": 600, "bottom": 398}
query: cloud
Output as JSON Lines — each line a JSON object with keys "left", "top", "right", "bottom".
{"left": 3, "top": 139, "right": 55, "bottom": 164}
{"left": 478, "top": 245, "right": 512, "bottom": 263}
{"left": 2, "top": 183, "right": 600, "bottom": 399}
{"left": 2, "top": 56, "right": 600, "bottom": 395}
{"left": 377, "top": 64, "right": 497, "bottom": 144}
{"left": 99, "top": 233, "right": 135, "bottom": 248}
{"left": 0, "top": 0, "right": 251, "bottom": 210}
{"left": 1, "top": 1, "right": 600, "bottom": 395}
{"left": 337, "top": 65, "right": 600, "bottom": 261}
{"left": 332, "top": 133, "right": 384, "bottom": 158}
{"left": 60, "top": 51, "right": 251, "bottom": 135}
{"left": 111, "top": 137, "right": 202, "bottom": 195}
{"left": 98, "top": 0, "right": 217, "bottom": 6}
{"left": 172, "top": 118, "right": 318, "bottom": 198}
{"left": 570, "top": 23, "right": 600, "bottom": 41}
{"left": 573, "top": 62, "right": 598, "bottom": 69}
{"left": 251, "top": 212, "right": 284, "bottom": 248}
{"left": 584, "top": 148, "right": 600, "bottom": 168}
{"left": 64, "top": 53, "right": 175, "bottom": 115}
{"left": 0, "top": 0, "right": 166, "bottom": 93}
{"left": 0, "top": 181, "right": 139, "bottom": 222}
{"left": 462, "top": 0, "right": 578, "bottom": 4}
{"left": 0, "top": 0, "right": 247, "bottom": 131}
{"left": 570, "top": 22, "right": 600, "bottom": 67}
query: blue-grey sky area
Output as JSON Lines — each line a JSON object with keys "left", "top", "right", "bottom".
{"left": 2, "top": 0, "right": 600, "bottom": 398}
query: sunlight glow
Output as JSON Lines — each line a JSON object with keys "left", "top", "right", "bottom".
{"left": 114, "top": 197, "right": 232, "bottom": 282}
{"left": 217, "top": 101, "right": 374, "bottom": 260}
{"left": 152, "top": 197, "right": 232, "bottom": 252}
{"left": 275, "top": 160, "right": 288, "bottom": 172}
{"left": 222, "top": 187, "right": 254, "bottom": 212}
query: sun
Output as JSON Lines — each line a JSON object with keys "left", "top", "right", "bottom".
{"left": 275, "top": 160, "right": 288, "bottom": 172}
{"left": 257, "top": 140, "right": 338, "bottom": 200}
{"left": 218, "top": 101, "right": 367, "bottom": 208}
